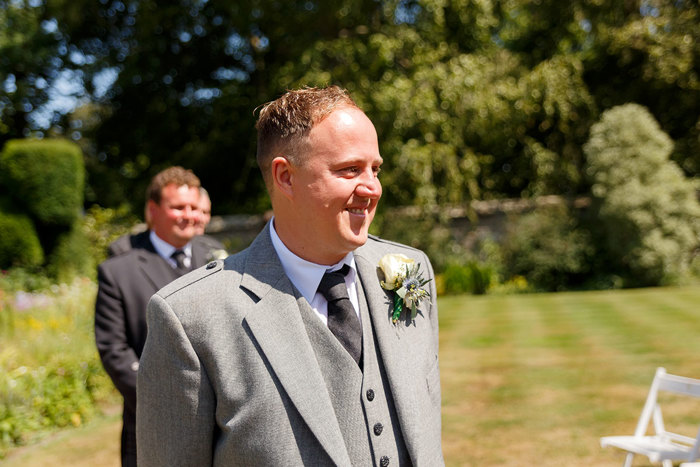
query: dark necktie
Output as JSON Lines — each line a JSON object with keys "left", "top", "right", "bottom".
{"left": 317, "top": 265, "right": 362, "bottom": 365}
{"left": 171, "top": 249, "right": 189, "bottom": 275}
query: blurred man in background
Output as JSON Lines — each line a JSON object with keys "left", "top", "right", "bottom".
{"left": 108, "top": 186, "right": 218, "bottom": 257}
{"left": 194, "top": 187, "right": 212, "bottom": 235}
{"left": 95, "top": 166, "right": 225, "bottom": 467}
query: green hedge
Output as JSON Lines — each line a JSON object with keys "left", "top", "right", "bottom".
{"left": 45, "top": 221, "right": 94, "bottom": 283}
{"left": 0, "top": 204, "right": 44, "bottom": 269}
{"left": 0, "top": 139, "right": 85, "bottom": 226}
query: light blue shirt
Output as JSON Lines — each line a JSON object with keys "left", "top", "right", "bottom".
{"left": 269, "top": 219, "right": 361, "bottom": 326}
{"left": 149, "top": 230, "right": 192, "bottom": 269}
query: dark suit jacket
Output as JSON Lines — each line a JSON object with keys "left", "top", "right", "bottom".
{"left": 108, "top": 230, "right": 225, "bottom": 258}
{"left": 95, "top": 230, "right": 224, "bottom": 414}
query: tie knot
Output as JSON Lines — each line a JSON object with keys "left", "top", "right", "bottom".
{"left": 171, "top": 249, "right": 187, "bottom": 270}
{"left": 317, "top": 264, "right": 351, "bottom": 302}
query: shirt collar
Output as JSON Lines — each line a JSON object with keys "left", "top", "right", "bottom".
{"left": 269, "top": 218, "right": 356, "bottom": 304}
{"left": 149, "top": 230, "right": 192, "bottom": 261}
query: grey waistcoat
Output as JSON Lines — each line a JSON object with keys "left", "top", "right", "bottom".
{"left": 297, "top": 277, "right": 411, "bottom": 467}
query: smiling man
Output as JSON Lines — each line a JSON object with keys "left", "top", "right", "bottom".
{"left": 95, "top": 166, "right": 225, "bottom": 467}
{"left": 137, "top": 87, "right": 444, "bottom": 466}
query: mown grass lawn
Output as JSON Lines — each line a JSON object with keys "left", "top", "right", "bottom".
{"left": 440, "top": 285, "right": 700, "bottom": 466}
{"left": 4, "top": 285, "right": 700, "bottom": 466}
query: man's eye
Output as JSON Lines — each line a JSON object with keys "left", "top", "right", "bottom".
{"left": 373, "top": 166, "right": 382, "bottom": 175}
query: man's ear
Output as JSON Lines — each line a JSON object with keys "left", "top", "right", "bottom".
{"left": 146, "top": 199, "right": 159, "bottom": 221}
{"left": 271, "top": 156, "right": 294, "bottom": 199}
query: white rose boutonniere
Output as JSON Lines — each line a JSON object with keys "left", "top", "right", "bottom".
{"left": 378, "top": 253, "right": 431, "bottom": 324}
{"left": 207, "top": 249, "right": 228, "bottom": 262}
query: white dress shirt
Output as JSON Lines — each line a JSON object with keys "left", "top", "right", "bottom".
{"left": 149, "top": 230, "right": 192, "bottom": 269}
{"left": 269, "top": 219, "right": 361, "bottom": 326}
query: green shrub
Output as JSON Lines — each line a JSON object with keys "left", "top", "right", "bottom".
{"left": 584, "top": 103, "right": 700, "bottom": 286}
{"left": 0, "top": 205, "right": 44, "bottom": 270}
{"left": 45, "top": 221, "right": 94, "bottom": 283}
{"left": 82, "top": 204, "right": 139, "bottom": 265}
{"left": 442, "top": 260, "right": 495, "bottom": 295}
{"left": 0, "top": 268, "right": 53, "bottom": 293}
{"left": 501, "top": 204, "right": 594, "bottom": 291}
{"left": 0, "top": 139, "right": 85, "bottom": 226}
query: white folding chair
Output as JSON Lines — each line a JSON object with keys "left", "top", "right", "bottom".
{"left": 601, "top": 367, "right": 700, "bottom": 467}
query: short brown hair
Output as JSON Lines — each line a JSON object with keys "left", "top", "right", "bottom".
{"left": 255, "top": 86, "right": 358, "bottom": 188}
{"left": 146, "top": 166, "right": 201, "bottom": 204}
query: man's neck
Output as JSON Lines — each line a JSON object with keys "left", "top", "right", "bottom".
{"left": 271, "top": 217, "right": 346, "bottom": 266}
{"left": 149, "top": 230, "right": 191, "bottom": 260}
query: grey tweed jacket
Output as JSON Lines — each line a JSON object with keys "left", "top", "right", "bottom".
{"left": 136, "top": 223, "right": 443, "bottom": 466}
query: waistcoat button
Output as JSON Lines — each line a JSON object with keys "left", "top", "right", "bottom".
{"left": 373, "top": 422, "right": 383, "bottom": 436}
{"left": 366, "top": 389, "right": 375, "bottom": 401}
{"left": 380, "top": 455, "right": 390, "bottom": 466}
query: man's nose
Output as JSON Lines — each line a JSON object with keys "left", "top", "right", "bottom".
{"left": 355, "top": 171, "right": 382, "bottom": 199}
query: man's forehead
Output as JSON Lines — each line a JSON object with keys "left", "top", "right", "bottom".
{"left": 334, "top": 109, "right": 357, "bottom": 126}
{"left": 163, "top": 184, "right": 199, "bottom": 199}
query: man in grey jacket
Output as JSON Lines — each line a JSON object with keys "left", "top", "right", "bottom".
{"left": 137, "top": 86, "right": 443, "bottom": 466}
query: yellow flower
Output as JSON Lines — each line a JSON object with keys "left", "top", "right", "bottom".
{"left": 378, "top": 253, "right": 414, "bottom": 290}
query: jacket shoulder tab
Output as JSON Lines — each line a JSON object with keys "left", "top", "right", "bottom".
{"left": 158, "top": 259, "right": 223, "bottom": 298}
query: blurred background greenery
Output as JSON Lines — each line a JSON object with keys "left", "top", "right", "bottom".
{"left": 1, "top": 0, "right": 699, "bottom": 460}
{"left": 1, "top": 0, "right": 698, "bottom": 291}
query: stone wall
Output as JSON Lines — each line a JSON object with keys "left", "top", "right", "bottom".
{"left": 205, "top": 196, "right": 591, "bottom": 253}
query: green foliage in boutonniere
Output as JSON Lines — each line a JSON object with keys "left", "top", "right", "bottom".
{"left": 378, "top": 253, "right": 431, "bottom": 324}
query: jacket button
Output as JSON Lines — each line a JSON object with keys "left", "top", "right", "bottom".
{"left": 206, "top": 261, "right": 216, "bottom": 269}
{"left": 373, "top": 423, "right": 383, "bottom": 436}
{"left": 380, "top": 455, "right": 390, "bottom": 466}
{"left": 366, "top": 389, "right": 375, "bottom": 401}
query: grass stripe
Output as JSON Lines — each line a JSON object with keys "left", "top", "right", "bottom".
{"left": 440, "top": 286, "right": 700, "bottom": 466}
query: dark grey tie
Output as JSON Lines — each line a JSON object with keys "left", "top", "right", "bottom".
{"left": 317, "top": 265, "right": 362, "bottom": 365}
{"left": 171, "top": 249, "right": 189, "bottom": 275}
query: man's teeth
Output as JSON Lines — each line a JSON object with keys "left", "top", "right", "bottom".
{"left": 348, "top": 208, "right": 365, "bottom": 214}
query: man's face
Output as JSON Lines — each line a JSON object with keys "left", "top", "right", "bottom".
{"left": 287, "top": 106, "right": 383, "bottom": 264}
{"left": 195, "top": 194, "right": 211, "bottom": 235}
{"left": 149, "top": 183, "right": 200, "bottom": 247}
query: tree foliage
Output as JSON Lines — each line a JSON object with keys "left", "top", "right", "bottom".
{"left": 0, "top": 1, "right": 80, "bottom": 144}
{"left": 1, "top": 0, "right": 698, "bottom": 216}
{"left": 584, "top": 103, "right": 700, "bottom": 286}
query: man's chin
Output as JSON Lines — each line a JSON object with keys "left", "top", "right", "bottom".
{"left": 175, "top": 230, "right": 197, "bottom": 243}
{"left": 344, "top": 230, "right": 370, "bottom": 250}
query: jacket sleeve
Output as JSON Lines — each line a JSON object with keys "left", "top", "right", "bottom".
{"left": 94, "top": 262, "right": 140, "bottom": 412}
{"left": 137, "top": 293, "right": 216, "bottom": 466}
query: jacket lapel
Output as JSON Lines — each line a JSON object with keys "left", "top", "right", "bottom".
{"left": 354, "top": 246, "right": 423, "bottom": 463}
{"left": 135, "top": 238, "right": 176, "bottom": 292}
{"left": 190, "top": 238, "right": 210, "bottom": 269}
{"left": 239, "top": 225, "right": 351, "bottom": 466}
